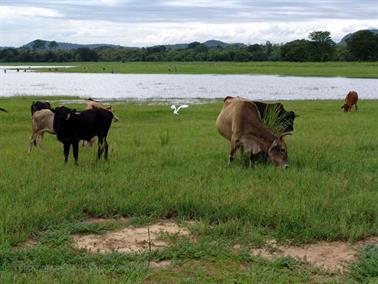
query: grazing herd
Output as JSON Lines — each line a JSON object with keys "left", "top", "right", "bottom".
{"left": 1, "top": 90, "right": 359, "bottom": 167}
{"left": 28, "top": 99, "right": 117, "bottom": 164}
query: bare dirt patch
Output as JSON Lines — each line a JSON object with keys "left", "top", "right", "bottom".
{"left": 20, "top": 238, "right": 38, "bottom": 248}
{"left": 149, "top": 260, "right": 172, "bottom": 269}
{"left": 249, "top": 237, "right": 378, "bottom": 273}
{"left": 72, "top": 221, "right": 190, "bottom": 254}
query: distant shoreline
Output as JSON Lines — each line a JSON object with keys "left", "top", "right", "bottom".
{"left": 1, "top": 61, "right": 377, "bottom": 78}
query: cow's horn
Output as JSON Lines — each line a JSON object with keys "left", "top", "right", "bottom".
{"left": 280, "top": 132, "right": 293, "bottom": 138}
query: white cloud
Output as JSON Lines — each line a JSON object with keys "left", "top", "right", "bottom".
{"left": 0, "top": 1, "right": 376, "bottom": 47}
{"left": 0, "top": 5, "right": 63, "bottom": 18}
{"left": 2, "top": 17, "right": 375, "bottom": 47}
{"left": 164, "top": 0, "right": 245, "bottom": 8}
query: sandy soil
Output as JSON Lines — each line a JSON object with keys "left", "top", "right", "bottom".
{"left": 72, "top": 221, "right": 189, "bottom": 254}
{"left": 20, "top": 217, "right": 377, "bottom": 274}
{"left": 249, "top": 237, "right": 378, "bottom": 273}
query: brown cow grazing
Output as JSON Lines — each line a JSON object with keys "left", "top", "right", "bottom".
{"left": 84, "top": 99, "right": 119, "bottom": 146}
{"left": 29, "top": 109, "right": 55, "bottom": 152}
{"left": 341, "top": 91, "right": 358, "bottom": 112}
{"left": 223, "top": 96, "right": 297, "bottom": 133}
{"left": 216, "top": 98, "right": 291, "bottom": 168}
{"left": 86, "top": 98, "right": 119, "bottom": 122}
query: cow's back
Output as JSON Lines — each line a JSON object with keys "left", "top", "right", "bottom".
{"left": 74, "top": 108, "right": 113, "bottom": 139}
{"left": 216, "top": 99, "right": 261, "bottom": 141}
{"left": 33, "top": 109, "right": 55, "bottom": 132}
{"left": 346, "top": 91, "right": 358, "bottom": 104}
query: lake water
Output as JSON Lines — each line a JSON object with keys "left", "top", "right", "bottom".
{"left": 0, "top": 71, "right": 377, "bottom": 101}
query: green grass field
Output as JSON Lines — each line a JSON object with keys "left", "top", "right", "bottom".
{"left": 4, "top": 61, "right": 378, "bottom": 77}
{"left": 0, "top": 97, "right": 377, "bottom": 283}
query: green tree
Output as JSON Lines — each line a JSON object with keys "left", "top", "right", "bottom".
{"left": 265, "top": 41, "right": 273, "bottom": 57}
{"left": 309, "top": 31, "right": 335, "bottom": 61}
{"left": 75, "top": 48, "right": 98, "bottom": 61}
{"left": 346, "top": 30, "right": 378, "bottom": 61}
{"left": 281, "top": 39, "right": 312, "bottom": 61}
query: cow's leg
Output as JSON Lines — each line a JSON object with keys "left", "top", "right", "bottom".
{"left": 64, "top": 143, "right": 70, "bottom": 163}
{"left": 73, "top": 142, "right": 79, "bottom": 165}
{"left": 89, "top": 137, "right": 96, "bottom": 146}
{"left": 97, "top": 136, "right": 104, "bottom": 160}
{"left": 29, "top": 133, "right": 37, "bottom": 153}
{"left": 104, "top": 137, "right": 109, "bottom": 160}
{"left": 38, "top": 132, "right": 44, "bottom": 145}
{"left": 241, "top": 146, "right": 251, "bottom": 167}
{"left": 249, "top": 153, "right": 262, "bottom": 168}
{"left": 355, "top": 104, "right": 357, "bottom": 111}
{"left": 248, "top": 154, "right": 253, "bottom": 168}
{"left": 29, "top": 129, "right": 42, "bottom": 152}
{"left": 36, "top": 132, "right": 45, "bottom": 149}
{"left": 229, "top": 137, "right": 238, "bottom": 164}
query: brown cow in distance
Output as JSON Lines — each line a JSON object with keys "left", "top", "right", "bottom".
{"left": 86, "top": 98, "right": 119, "bottom": 122}
{"left": 216, "top": 98, "right": 291, "bottom": 168}
{"left": 341, "top": 91, "right": 358, "bottom": 112}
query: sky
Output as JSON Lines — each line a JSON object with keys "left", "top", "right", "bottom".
{"left": 0, "top": 0, "right": 377, "bottom": 47}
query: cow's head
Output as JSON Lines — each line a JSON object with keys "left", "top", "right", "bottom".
{"left": 106, "top": 106, "right": 119, "bottom": 122}
{"left": 267, "top": 132, "right": 291, "bottom": 168}
{"left": 53, "top": 106, "right": 77, "bottom": 131}
{"left": 341, "top": 104, "right": 350, "bottom": 112}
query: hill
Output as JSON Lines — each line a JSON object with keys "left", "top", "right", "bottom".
{"left": 162, "top": 39, "right": 242, "bottom": 49}
{"left": 339, "top": 29, "right": 378, "bottom": 44}
{"left": 23, "top": 39, "right": 122, "bottom": 50}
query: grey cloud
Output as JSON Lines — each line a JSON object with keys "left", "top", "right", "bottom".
{"left": 1, "top": 0, "right": 376, "bottom": 46}
{"left": 2, "top": 0, "right": 377, "bottom": 23}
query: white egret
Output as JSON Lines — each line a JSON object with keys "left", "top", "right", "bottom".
{"left": 171, "top": 104, "right": 189, "bottom": 115}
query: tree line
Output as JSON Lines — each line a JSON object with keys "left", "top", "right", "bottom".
{"left": 1, "top": 30, "right": 377, "bottom": 62}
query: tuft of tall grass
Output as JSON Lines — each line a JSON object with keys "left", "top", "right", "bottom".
{"left": 261, "top": 104, "right": 290, "bottom": 135}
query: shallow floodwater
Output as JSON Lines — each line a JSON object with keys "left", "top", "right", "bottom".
{"left": 0, "top": 71, "right": 377, "bottom": 101}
